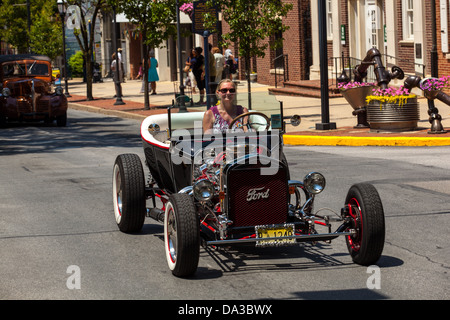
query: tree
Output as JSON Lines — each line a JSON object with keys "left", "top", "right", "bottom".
{"left": 65, "top": 0, "right": 108, "bottom": 100}
{"left": 204, "top": 0, "right": 293, "bottom": 108}
{"left": 30, "top": 1, "right": 63, "bottom": 60}
{"left": 0, "top": 0, "right": 61, "bottom": 57}
{"left": 114, "top": 0, "right": 179, "bottom": 109}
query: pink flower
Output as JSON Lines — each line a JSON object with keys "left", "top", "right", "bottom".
{"left": 179, "top": 3, "right": 194, "bottom": 18}
{"left": 338, "top": 82, "right": 376, "bottom": 90}
{"left": 371, "top": 86, "right": 411, "bottom": 97}
{"left": 420, "top": 76, "right": 450, "bottom": 91}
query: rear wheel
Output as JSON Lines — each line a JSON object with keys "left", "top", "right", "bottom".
{"left": 112, "top": 154, "right": 146, "bottom": 233}
{"left": 344, "top": 183, "right": 385, "bottom": 265}
{"left": 164, "top": 193, "right": 200, "bottom": 277}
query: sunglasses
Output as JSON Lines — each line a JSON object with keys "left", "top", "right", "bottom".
{"left": 218, "top": 88, "right": 236, "bottom": 94}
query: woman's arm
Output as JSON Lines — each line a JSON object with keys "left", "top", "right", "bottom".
{"left": 202, "top": 109, "right": 214, "bottom": 133}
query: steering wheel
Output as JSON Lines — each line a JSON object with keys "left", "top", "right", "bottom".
{"left": 228, "top": 112, "right": 271, "bottom": 130}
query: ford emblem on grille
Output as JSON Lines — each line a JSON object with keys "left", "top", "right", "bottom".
{"left": 246, "top": 187, "right": 270, "bottom": 201}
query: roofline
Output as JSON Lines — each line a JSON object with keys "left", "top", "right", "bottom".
{"left": 0, "top": 54, "right": 52, "bottom": 63}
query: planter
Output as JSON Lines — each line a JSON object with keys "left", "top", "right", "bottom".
{"left": 367, "top": 97, "right": 419, "bottom": 131}
{"left": 341, "top": 85, "right": 376, "bottom": 128}
{"left": 249, "top": 73, "right": 257, "bottom": 83}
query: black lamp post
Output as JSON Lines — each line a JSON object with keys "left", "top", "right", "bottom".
{"left": 57, "top": 0, "right": 71, "bottom": 97}
{"left": 316, "top": 0, "right": 335, "bottom": 130}
{"left": 112, "top": 6, "right": 125, "bottom": 105}
{"left": 430, "top": 0, "right": 438, "bottom": 78}
{"left": 176, "top": 0, "right": 187, "bottom": 112}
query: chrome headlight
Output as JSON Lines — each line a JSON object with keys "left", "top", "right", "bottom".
{"left": 193, "top": 179, "right": 215, "bottom": 202}
{"left": 148, "top": 123, "right": 160, "bottom": 132}
{"left": 2, "top": 87, "right": 11, "bottom": 97}
{"left": 55, "top": 86, "right": 63, "bottom": 96}
{"left": 303, "top": 172, "right": 326, "bottom": 194}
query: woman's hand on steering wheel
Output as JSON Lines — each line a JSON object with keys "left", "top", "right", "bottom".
{"left": 228, "top": 112, "right": 270, "bottom": 131}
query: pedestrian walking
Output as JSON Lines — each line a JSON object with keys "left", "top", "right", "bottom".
{"left": 224, "top": 49, "right": 237, "bottom": 80}
{"left": 185, "top": 49, "right": 197, "bottom": 94}
{"left": 137, "top": 62, "right": 143, "bottom": 80}
{"left": 111, "top": 52, "right": 124, "bottom": 83}
{"left": 118, "top": 48, "right": 125, "bottom": 82}
{"left": 213, "top": 47, "right": 225, "bottom": 83}
{"left": 208, "top": 44, "right": 216, "bottom": 83}
{"left": 192, "top": 47, "right": 205, "bottom": 105}
{"left": 148, "top": 51, "right": 159, "bottom": 95}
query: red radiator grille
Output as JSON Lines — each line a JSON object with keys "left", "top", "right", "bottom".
{"left": 17, "top": 100, "right": 31, "bottom": 113}
{"left": 36, "top": 99, "right": 50, "bottom": 113}
{"left": 226, "top": 165, "right": 289, "bottom": 228}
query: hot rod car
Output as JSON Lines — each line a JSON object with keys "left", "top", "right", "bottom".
{"left": 0, "top": 54, "right": 67, "bottom": 127}
{"left": 112, "top": 104, "right": 385, "bottom": 277}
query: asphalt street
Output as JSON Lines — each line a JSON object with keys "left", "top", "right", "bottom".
{"left": 0, "top": 108, "right": 449, "bottom": 301}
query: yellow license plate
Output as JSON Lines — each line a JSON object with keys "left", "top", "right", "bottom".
{"left": 256, "top": 224, "right": 296, "bottom": 246}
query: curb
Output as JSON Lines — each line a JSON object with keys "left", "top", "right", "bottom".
{"left": 69, "top": 102, "right": 147, "bottom": 121}
{"left": 283, "top": 134, "right": 450, "bottom": 147}
{"left": 69, "top": 102, "right": 450, "bottom": 147}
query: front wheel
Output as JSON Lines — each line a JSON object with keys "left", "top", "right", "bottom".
{"left": 344, "top": 183, "right": 385, "bottom": 266}
{"left": 56, "top": 112, "right": 67, "bottom": 127}
{"left": 112, "top": 154, "right": 146, "bottom": 233}
{"left": 164, "top": 193, "right": 200, "bottom": 277}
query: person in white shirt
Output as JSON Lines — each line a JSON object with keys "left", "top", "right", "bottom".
{"left": 213, "top": 47, "right": 225, "bottom": 83}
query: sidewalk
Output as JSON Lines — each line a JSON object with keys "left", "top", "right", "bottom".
{"left": 66, "top": 77, "right": 450, "bottom": 146}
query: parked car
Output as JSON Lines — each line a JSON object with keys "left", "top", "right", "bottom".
{"left": 112, "top": 99, "right": 385, "bottom": 277}
{"left": 0, "top": 54, "right": 68, "bottom": 126}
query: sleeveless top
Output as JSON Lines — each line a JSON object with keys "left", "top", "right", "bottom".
{"left": 210, "top": 104, "right": 245, "bottom": 132}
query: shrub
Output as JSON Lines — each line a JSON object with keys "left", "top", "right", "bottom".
{"left": 68, "top": 51, "right": 84, "bottom": 77}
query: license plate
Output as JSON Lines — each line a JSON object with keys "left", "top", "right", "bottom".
{"left": 255, "top": 224, "right": 296, "bottom": 247}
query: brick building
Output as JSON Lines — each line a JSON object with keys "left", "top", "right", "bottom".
{"left": 99, "top": 1, "right": 450, "bottom": 89}
{"left": 228, "top": 0, "right": 450, "bottom": 87}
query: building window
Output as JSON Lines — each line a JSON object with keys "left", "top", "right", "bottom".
{"left": 327, "top": 0, "right": 333, "bottom": 39}
{"left": 402, "top": 0, "right": 414, "bottom": 40}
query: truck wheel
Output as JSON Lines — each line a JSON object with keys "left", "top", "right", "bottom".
{"left": 164, "top": 193, "right": 200, "bottom": 277}
{"left": 56, "top": 112, "right": 67, "bottom": 127}
{"left": 344, "top": 183, "right": 385, "bottom": 266}
{"left": 113, "top": 154, "right": 146, "bottom": 233}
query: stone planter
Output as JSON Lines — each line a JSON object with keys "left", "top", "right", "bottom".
{"left": 249, "top": 73, "right": 257, "bottom": 82}
{"left": 367, "top": 96, "right": 419, "bottom": 131}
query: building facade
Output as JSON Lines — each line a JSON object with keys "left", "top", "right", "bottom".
{"left": 94, "top": 1, "right": 450, "bottom": 89}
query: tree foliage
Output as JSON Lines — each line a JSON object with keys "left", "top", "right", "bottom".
{"left": 30, "top": 1, "right": 63, "bottom": 60}
{"left": 113, "top": 0, "right": 180, "bottom": 108}
{"left": 0, "top": 0, "right": 62, "bottom": 57}
{"left": 65, "top": 0, "right": 108, "bottom": 100}
{"left": 68, "top": 50, "right": 84, "bottom": 76}
{"left": 205, "top": 0, "right": 292, "bottom": 59}
{"left": 203, "top": 0, "right": 293, "bottom": 106}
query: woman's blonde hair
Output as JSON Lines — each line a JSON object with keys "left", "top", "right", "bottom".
{"left": 217, "top": 78, "right": 236, "bottom": 91}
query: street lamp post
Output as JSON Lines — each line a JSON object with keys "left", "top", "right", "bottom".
{"left": 316, "top": 0, "right": 335, "bottom": 130}
{"left": 57, "top": 0, "right": 71, "bottom": 97}
{"left": 112, "top": 6, "right": 125, "bottom": 105}
{"left": 176, "top": 0, "right": 187, "bottom": 112}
